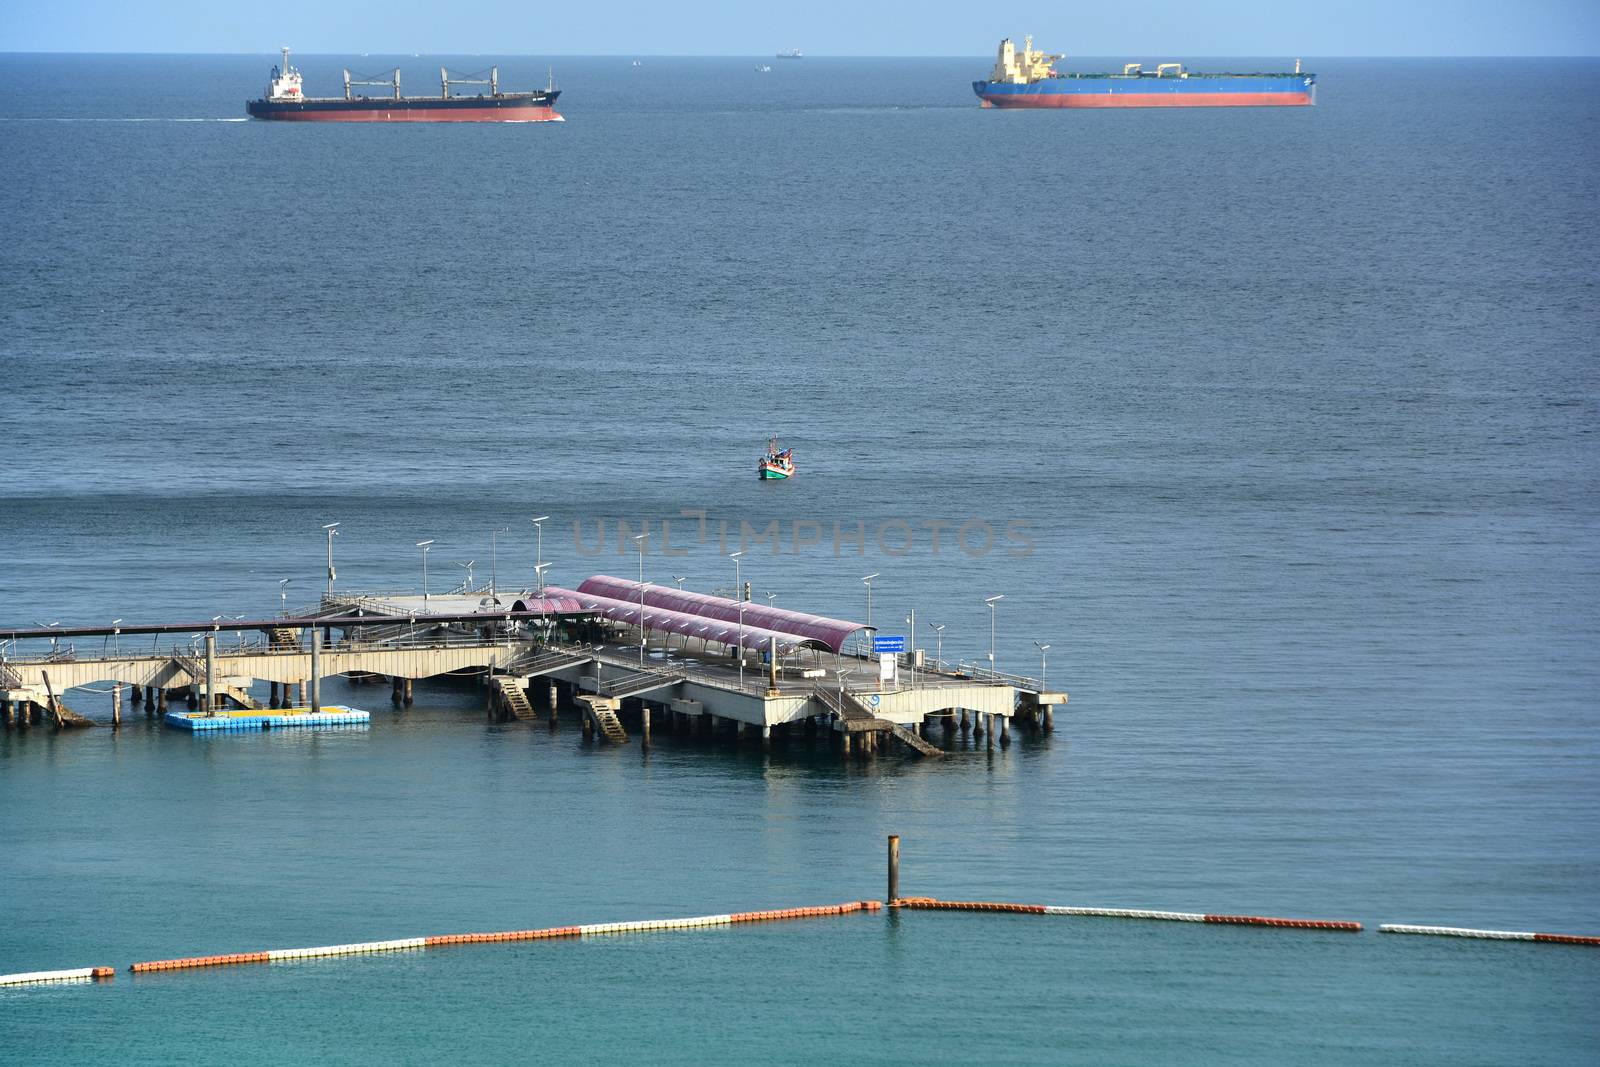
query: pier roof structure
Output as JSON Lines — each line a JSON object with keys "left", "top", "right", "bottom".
{"left": 545, "top": 586, "right": 817, "bottom": 655}
{"left": 575, "top": 576, "right": 871, "bottom": 654}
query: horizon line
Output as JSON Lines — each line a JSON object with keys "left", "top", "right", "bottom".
{"left": 3, "top": 50, "right": 1599, "bottom": 59}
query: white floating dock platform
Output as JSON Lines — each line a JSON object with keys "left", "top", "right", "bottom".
{"left": 164, "top": 706, "right": 370, "bottom": 732}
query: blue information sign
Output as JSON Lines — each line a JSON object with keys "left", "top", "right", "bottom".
{"left": 873, "top": 635, "right": 906, "bottom": 654}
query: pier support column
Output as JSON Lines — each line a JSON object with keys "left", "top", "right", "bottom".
{"left": 641, "top": 705, "right": 651, "bottom": 748}
{"left": 986, "top": 714, "right": 995, "bottom": 751}
{"left": 548, "top": 684, "right": 558, "bottom": 719}
{"left": 761, "top": 724, "right": 771, "bottom": 752}
{"left": 2, "top": 701, "right": 12, "bottom": 728}
{"left": 972, "top": 711, "right": 983, "bottom": 739}
{"left": 204, "top": 634, "right": 217, "bottom": 718}
{"left": 112, "top": 684, "right": 122, "bottom": 727}
{"left": 841, "top": 732, "right": 852, "bottom": 757}
{"left": 1043, "top": 706, "right": 1054, "bottom": 732}
{"left": 185, "top": 686, "right": 196, "bottom": 710}
{"left": 1000, "top": 714, "right": 1010, "bottom": 747}
{"left": 391, "top": 677, "right": 403, "bottom": 705}
{"left": 297, "top": 680, "right": 306, "bottom": 706}
{"left": 959, "top": 709, "right": 970, "bottom": 733}
{"left": 157, "top": 687, "right": 167, "bottom": 712}
{"left": 131, "top": 685, "right": 143, "bottom": 706}
{"left": 403, "top": 679, "right": 414, "bottom": 707}
{"left": 309, "top": 629, "right": 322, "bottom": 713}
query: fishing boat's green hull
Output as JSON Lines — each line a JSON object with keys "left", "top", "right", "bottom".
{"left": 759, "top": 468, "right": 790, "bottom": 480}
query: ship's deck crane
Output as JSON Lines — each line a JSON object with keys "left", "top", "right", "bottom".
{"left": 344, "top": 68, "right": 401, "bottom": 101}
{"left": 441, "top": 66, "right": 499, "bottom": 98}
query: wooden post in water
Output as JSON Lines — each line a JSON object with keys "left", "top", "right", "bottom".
{"left": 887, "top": 834, "right": 900, "bottom": 904}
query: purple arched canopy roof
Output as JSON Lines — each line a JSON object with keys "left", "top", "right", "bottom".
{"left": 575, "top": 576, "right": 871, "bottom": 654}
{"left": 545, "top": 586, "right": 813, "bottom": 654}
{"left": 508, "top": 595, "right": 589, "bottom": 615}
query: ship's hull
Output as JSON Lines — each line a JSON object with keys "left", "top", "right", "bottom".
{"left": 246, "top": 92, "right": 562, "bottom": 122}
{"left": 974, "top": 75, "right": 1314, "bottom": 108}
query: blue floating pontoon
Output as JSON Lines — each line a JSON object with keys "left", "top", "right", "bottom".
{"left": 164, "top": 705, "right": 370, "bottom": 732}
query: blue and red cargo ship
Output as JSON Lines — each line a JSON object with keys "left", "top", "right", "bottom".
{"left": 973, "top": 37, "right": 1315, "bottom": 109}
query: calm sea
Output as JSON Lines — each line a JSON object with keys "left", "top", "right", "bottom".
{"left": 1, "top": 54, "right": 1597, "bottom": 1063}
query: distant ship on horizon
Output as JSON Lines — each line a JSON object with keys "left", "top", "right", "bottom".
{"left": 246, "top": 48, "right": 563, "bottom": 122}
{"left": 777, "top": 48, "right": 803, "bottom": 59}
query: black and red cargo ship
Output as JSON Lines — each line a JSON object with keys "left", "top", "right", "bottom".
{"left": 246, "top": 48, "right": 562, "bottom": 122}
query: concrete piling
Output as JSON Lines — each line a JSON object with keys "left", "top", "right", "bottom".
{"left": 986, "top": 714, "right": 995, "bottom": 751}
{"left": 641, "top": 705, "right": 651, "bottom": 748}
{"left": 309, "top": 629, "right": 321, "bottom": 714}
{"left": 112, "top": 684, "right": 122, "bottom": 726}
{"left": 1000, "top": 715, "right": 1010, "bottom": 746}
{"left": 888, "top": 834, "right": 900, "bottom": 904}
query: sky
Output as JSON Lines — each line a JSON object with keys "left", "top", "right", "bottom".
{"left": 2, "top": 1, "right": 1598, "bottom": 56}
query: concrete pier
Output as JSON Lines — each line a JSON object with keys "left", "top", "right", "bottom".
{"left": 0, "top": 584, "right": 1063, "bottom": 755}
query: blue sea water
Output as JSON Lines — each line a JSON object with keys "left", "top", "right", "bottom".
{"left": 1, "top": 53, "right": 1598, "bottom": 1063}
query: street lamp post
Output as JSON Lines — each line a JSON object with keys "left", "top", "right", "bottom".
{"left": 634, "top": 533, "right": 647, "bottom": 667}
{"left": 861, "top": 573, "right": 879, "bottom": 630}
{"left": 671, "top": 574, "right": 687, "bottom": 590}
{"left": 278, "top": 578, "right": 291, "bottom": 617}
{"left": 531, "top": 516, "right": 549, "bottom": 594}
{"left": 417, "top": 540, "right": 435, "bottom": 603}
{"left": 490, "top": 527, "right": 508, "bottom": 596}
{"left": 456, "top": 560, "right": 476, "bottom": 592}
{"left": 1034, "top": 642, "right": 1050, "bottom": 692}
{"left": 905, "top": 609, "right": 916, "bottom": 689}
{"left": 322, "top": 522, "right": 341, "bottom": 597}
{"left": 111, "top": 619, "right": 122, "bottom": 656}
{"left": 984, "top": 595, "right": 1004, "bottom": 676}
{"left": 730, "top": 551, "right": 745, "bottom": 688}
{"left": 932, "top": 624, "right": 945, "bottom": 669}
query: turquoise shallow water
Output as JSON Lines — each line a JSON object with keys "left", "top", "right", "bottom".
{"left": 2, "top": 54, "right": 1599, "bottom": 1061}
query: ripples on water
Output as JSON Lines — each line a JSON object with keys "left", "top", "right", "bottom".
{"left": 1, "top": 55, "right": 1597, "bottom": 1063}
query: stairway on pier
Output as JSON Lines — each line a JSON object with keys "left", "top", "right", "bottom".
{"left": 492, "top": 677, "right": 537, "bottom": 722}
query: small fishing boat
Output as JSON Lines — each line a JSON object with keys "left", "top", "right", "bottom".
{"left": 758, "top": 437, "right": 795, "bottom": 480}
